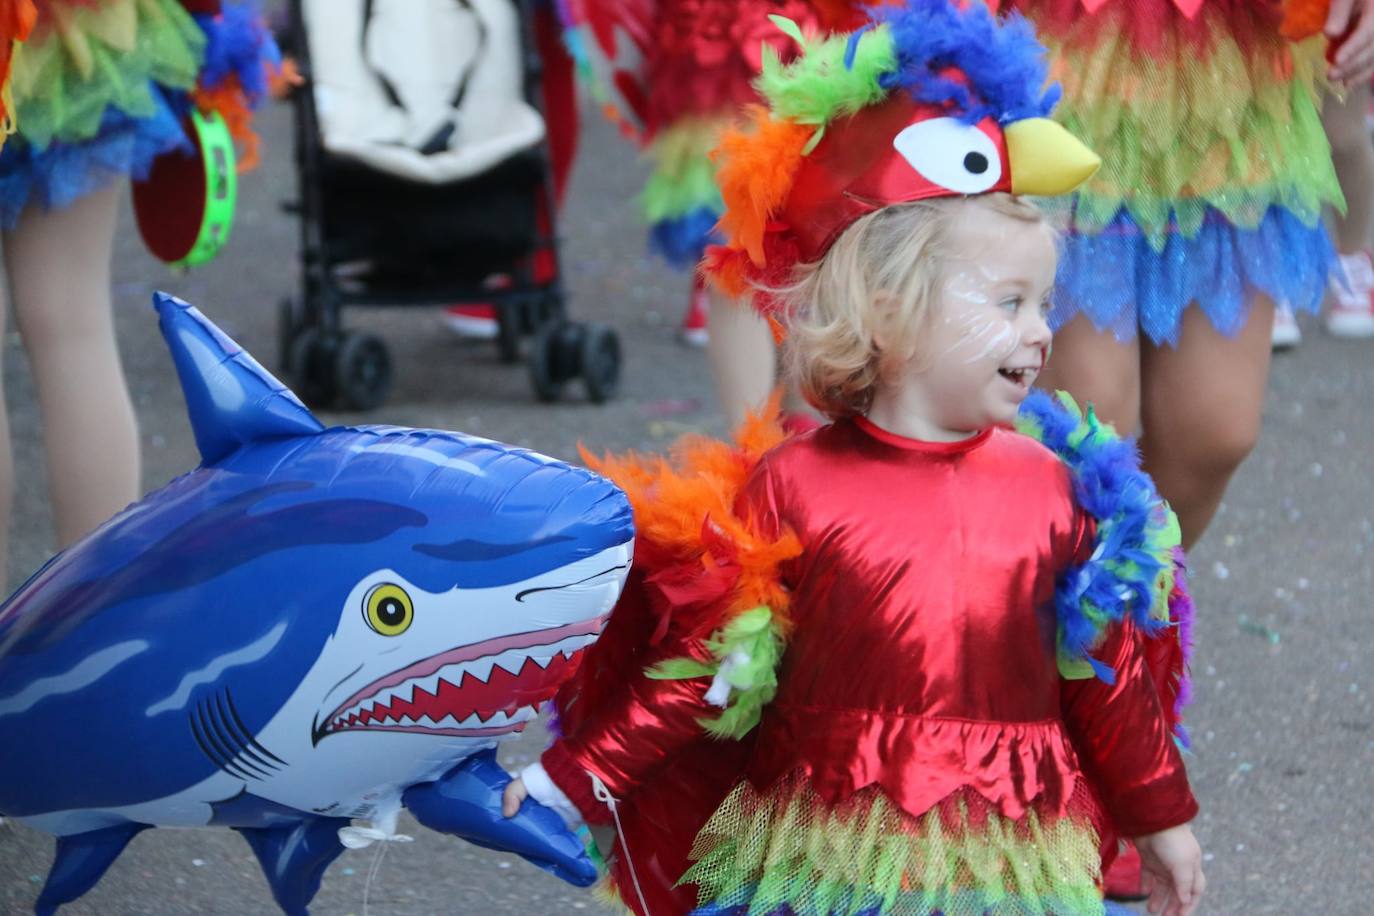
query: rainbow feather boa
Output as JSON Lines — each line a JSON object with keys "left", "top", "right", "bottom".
{"left": 647, "top": 391, "right": 1192, "bottom": 742}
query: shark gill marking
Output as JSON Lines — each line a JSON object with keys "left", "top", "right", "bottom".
{"left": 189, "top": 689, "right": 287, "bottom": 781}
{"left": 514, "top": 563, "right": 630, "bottom": 602}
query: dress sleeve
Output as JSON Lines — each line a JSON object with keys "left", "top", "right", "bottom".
{"left": 1059, "top": 619, "right": 1199, "bottom": 837}
{"left": 542, "top": 460, "right": 794, "bottom": 824}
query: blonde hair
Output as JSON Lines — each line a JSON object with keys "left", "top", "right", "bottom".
{"left": 781, "top": 193, "right": 1050, "bottom": 418}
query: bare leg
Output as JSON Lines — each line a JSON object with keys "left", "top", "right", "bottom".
{"left": 1035, "top": 313, "right": 1143, "bottom": 437}
{"left": 2, "top": 186, "right": 140, "bottom": 548}
{"left": 1139, "top": 298, "right": 1275, "bottom": 550}
{"left": 1324, "top": 82, "right": 1374, "bottom": 253}
{"left": 705, "top": 288, "right": 777, "bottom": 429}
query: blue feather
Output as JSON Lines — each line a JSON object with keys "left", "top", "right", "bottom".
{"left": 868, "top": 0, "right": 1059, "bottom": 125}
{"left": 1017, "top": 391, "right": 1180, "bottom": 681}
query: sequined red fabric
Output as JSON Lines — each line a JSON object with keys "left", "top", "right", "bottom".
{"left": 545, "top": 418, "right": 1197, "bottom": 914}
{"left": 644, "top": 0, "right": 864, "bottom": 129}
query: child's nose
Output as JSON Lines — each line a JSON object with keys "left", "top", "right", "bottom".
{"left": 1019, "top": 307, "right": 1052, "bottom": 349}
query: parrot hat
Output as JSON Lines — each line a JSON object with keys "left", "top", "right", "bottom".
{"left": 703, "top": 0, "right": 1101, "bottom": 313}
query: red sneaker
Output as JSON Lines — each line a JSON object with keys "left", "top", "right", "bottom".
{"left": 1327, "top": 250, "right": 1374, "bottom": 338}
{"left": 680, "top": 279, "right": 709, "bottom": 348}
{"left": 1104, "top": 842, "right": 1148, "bottom": 902}
{"left": 442, "top": 304, "right": 499, "bottom": 340}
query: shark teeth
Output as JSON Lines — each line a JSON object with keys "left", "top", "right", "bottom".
{"left": 323, "top": 630, "right": 601, "bottom": 736}
{"left": 330, "top": 705, "right": 540, "bottom": 732}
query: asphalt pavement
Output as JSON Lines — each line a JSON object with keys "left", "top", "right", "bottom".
{"left": 0, "top": 98, "right": 1370, "bottom": 916}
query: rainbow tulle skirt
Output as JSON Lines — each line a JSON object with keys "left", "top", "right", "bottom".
{"left": 1021, "top": 0, "right": 1342, "bottom": 344}
{"left": 683, "top": 773, "right": 1108, "bottom": 916}
{"left": 0, "top": 0, "right": 276, "bottom": 229}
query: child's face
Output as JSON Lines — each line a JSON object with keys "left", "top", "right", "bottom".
{"left": 899, "top": 206, "right": 1056, "bottom": 431}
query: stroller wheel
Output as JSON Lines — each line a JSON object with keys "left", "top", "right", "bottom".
{"left": 529, "top": 321, "right": 578, "bottom": 402}
{"left": 334, "top": 332, "right": 393, "bottom": 411}
{"left": 580, "top": 323, "right": 621, "bottom": 403}
{"left": 286, "top": 327, "right": 337, "bottom": 408}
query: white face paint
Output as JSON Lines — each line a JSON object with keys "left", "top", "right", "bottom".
{"left": 874, "top": 203, "right": 1057, "bottom": 438}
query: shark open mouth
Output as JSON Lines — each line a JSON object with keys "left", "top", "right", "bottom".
{"left": 313, "top": 615, "right": 607, "bottom": 743}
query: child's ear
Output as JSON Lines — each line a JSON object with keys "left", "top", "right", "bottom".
{"left": 869, "top": 291, "right": 900, "bottom": 354}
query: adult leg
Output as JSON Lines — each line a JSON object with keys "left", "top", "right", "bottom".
{"left": 3, "top": 185, "right": 140, "bottom": 547}
{"left": 1320, "top": 82, "right": 1374, "bottom": 338}
{"left": 1324, "top": 82, "right": 1374, "bottom": 254}
{"left": 705, "top": 288, "right": 777, "bottom": 430}
{"left": 1035, "top": 313, "right": 1143, "bottom": 437}
{"left": 0, "top": 273, "right": 13, "bottom": 590}
{"left": 1139, "top": 298, "right": 1275, "bottom": 551}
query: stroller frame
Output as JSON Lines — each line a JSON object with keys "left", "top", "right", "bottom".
{"left": 279, "top": 0, "right": 621, "bottom": 410}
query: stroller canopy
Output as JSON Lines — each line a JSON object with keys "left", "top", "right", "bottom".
{"left": 304, "top": 0, "right": 545, "bottom": 183}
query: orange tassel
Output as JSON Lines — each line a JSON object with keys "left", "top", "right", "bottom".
{"left": 193, "top": 76, "right": 262, "bottom": 172}
{"left": 268, "top": 57, "right": 303, "bottom": 97}
{"left": 0, "top": 0, "right": 36, "bottom": 139}
{"left": 1280, "top": 0, "right": 1329, "bottom": 40}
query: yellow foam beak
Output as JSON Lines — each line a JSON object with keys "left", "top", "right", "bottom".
{"left": 1005, "top": 118, "right": 1100, "bottom": 197}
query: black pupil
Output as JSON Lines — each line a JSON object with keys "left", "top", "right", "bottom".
{"left": 964, "top": 151, "right": 989, "bottom": 174}
{"left": 378, "top": 598, "right": 405, "bottom": 625}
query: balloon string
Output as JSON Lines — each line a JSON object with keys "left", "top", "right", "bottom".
{"left": 591, "top": 773, "right": 651, "bottom": 916}
{"left": 362, "top": 839, "right": 389, "bottom": 916}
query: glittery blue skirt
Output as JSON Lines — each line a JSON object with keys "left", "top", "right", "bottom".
{"left": 1050, "top": 205, "right": 1337, "bottom": 347}
{"left": 0, "top": 87, "right": 189, "bottom": 230}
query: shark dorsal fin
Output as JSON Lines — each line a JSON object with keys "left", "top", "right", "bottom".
{"left": 154, "top": 292, "right": 325, "bottom": 465}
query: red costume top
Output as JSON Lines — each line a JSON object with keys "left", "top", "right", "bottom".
{"left": 543, "top": 399, "right": 1196, "bottom": 914}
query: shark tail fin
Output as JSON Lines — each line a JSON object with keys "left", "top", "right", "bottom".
{"left": 235, "top": 817, "right": 350, "bottom": 916}
{"left": 35, "top": 823, "right": 150, "bottom": 916}
{"left": 153, "top": 291, "right": 324, "bottom": 466}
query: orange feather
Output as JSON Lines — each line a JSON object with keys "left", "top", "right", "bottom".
{"left": 713, "top": 108, "right": 812, "bottom": 267}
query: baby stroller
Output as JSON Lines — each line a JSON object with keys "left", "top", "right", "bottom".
{"left": 278, "top": 0, "right": 621, "bottom": 410}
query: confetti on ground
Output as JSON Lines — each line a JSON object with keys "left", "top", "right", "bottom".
{"left": 641, "top": 398, "right": 701, "bottom": 419}
{"left": 1238, "top": 614, "right": 1281, "bottom": 645}
{"left": 1213, "top": 561, "right": 1230, "bottom": 580}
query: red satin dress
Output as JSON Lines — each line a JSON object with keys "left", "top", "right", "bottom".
{"left": 545, "top": 417, "right": 1197, "bottom": 914}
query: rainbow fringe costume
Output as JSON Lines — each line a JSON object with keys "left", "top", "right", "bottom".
{"left": 0, "top": 0, "right": 279, "bottom": 228}
{"left": 1003, "top": 0, "right": 1342, "bottom": 344}
{"left": 558, "top": 0, "right": 867, "bottom": 268}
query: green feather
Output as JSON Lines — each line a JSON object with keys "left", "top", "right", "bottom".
{"left": 756, "top": 25, "right": 896, "bottom": 128}
{"left": 767, "top": 14, "right": 807, "bottom": 48}
{"left": 646, "top": 605, "right": 786, "bottom": 740}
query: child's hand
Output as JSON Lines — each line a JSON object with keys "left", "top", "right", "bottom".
{"left": 1133, "top": 825, "right": 1205, "bottom": 916}
{"left": 502, "top": 775, "right": 528, "bottom": 817}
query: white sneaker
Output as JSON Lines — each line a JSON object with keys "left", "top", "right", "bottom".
{"left": 1271, "top": 304, "right": 1302, "bottom": 350}
{"left": 1327, "top": 250, "right": 1374, "bottom": 338}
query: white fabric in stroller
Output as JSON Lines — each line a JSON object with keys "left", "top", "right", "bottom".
{"left": 303, "top": 0, "right": 545, "bottom": 183}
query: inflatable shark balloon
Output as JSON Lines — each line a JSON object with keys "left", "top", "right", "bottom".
{"left": 0, "top": 294, "right": 634, "bottom": 915}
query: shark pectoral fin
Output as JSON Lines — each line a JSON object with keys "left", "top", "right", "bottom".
{"left": 235, "top": 817, "right": 350, "bottom": 916}
{"left": 402, "top": 748, "right": 599, "bottom": 888}
{"left": 35, "top": 822, "right": 150, "bottom": 916}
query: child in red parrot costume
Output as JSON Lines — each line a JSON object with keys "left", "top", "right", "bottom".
{"left": 507, "top": 2, "right": 1204, "bottom": 913}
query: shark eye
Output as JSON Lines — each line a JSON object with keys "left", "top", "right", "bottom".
{"left": 364, "top": 584, "right": 413, "bottom": 636}
{"left": 892, "top": 117, "right": 1003, "bottom": 195}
